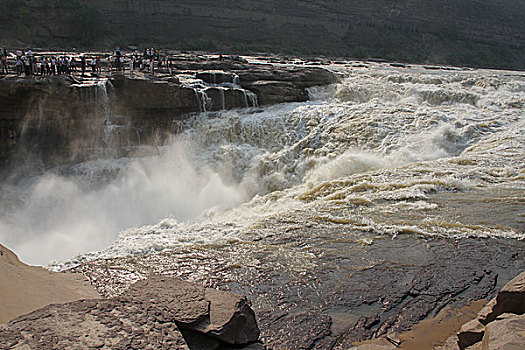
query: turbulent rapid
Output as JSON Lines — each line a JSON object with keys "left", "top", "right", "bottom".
{"left": 0, "top": 62, "right": 523, "bottom": 272}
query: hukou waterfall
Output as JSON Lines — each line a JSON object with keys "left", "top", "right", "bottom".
{"left": 1, "top": 58, "right": 524, "bottom": 348}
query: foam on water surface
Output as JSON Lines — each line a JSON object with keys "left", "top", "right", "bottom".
{"left": 0, "top": 62, "right": 523, "bottom": 268}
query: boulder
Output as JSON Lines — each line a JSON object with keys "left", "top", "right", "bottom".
{"left": 481, "top": 313, "right": 525, "bottom": 350}
{"left": 122, "top": 276, "right": 209, "bottom": 326}
{"left": 476, "top": 298, "right": 498, "bottom": 325}
{"left": 202, "top": 288, "right": 260, "bottom": 344}
{"left": 243, "top": 80, "right": 308, "bottom": 106}
{"left": 122, "top": 275, "right": 260, "bottom": 345}
{"left": 457, "top": 319, "right": 485, "bottom": 349}
{"left": 478, "top": 271, "right": 525, "bottom": 325}
{"left": 177, "top": 329, "right": 220, "bottom": 350}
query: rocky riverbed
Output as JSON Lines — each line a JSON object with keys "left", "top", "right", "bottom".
{"left": 66, "top": 235, "right": 524, "bottom": 349}
{"left": 1, "top": 53, "right": 524, "bottom": 349}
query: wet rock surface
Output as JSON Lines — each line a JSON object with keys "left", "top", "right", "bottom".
{"left": 0, "top": 276, "right": 260, "bottom": 350}
{"left": 0, "top": 75, "right": 109, "bottom": 167}
{"left": 68, "top": 237, "right": 525, "bottom": 349}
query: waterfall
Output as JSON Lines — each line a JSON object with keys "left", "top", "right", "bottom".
{"left": 96, "top": 80, "right": 111, "bottom": 124}
{"left": 241, "top": 90, "right": 259, "bottom": 107}
{"left": 246, "top": 90, "right": 259, "bottom": 107}
{"left": 194, "top": 88, "right": 212, "bottom": 112}
{"left": 220, "top": 88, "right": 226, "bottom": 110}
{"left": 233, "top": 74, "right": 240, "bottom": 85}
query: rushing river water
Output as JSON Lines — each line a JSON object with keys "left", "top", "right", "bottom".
{"left": 1, "top": 61, "right": 524, "bottom": 346}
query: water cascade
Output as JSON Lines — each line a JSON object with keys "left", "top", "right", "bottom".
{"left": 1, "top": 62, "right": 523, "bottom": 271}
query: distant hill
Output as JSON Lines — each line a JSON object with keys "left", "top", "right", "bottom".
{"left": 1, "top": 0, "right": 523, "bottom": 69}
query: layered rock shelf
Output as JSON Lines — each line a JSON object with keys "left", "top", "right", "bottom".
{"left": 0, "top": 53, "right": 339, "bottom": 169}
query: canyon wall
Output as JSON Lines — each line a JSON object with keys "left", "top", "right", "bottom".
{"left": 0, "top": 0, "right": 523, "bottom": 69}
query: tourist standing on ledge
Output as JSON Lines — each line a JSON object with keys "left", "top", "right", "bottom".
{"left": 39, "top": 56, "right": 45, "bottom": 76}
{"left": 0, "top": 48, "right": 8, "bottom": 75}
{"left": 44, "top": 57, "right": 50, "bottom": 76}
{"left": 96, "top": 57, "right": 102, "bottom": 73}
{"left": 129, "top": 56, "right": 135, "bottom": 78}
{"left": 50, "top": 56, "right": 56, "bottom": 75}
{"left": 81, "top": 56, "right": 86, "bottom": 78}
{"left": 119, "top": 55, "right": 125, "bottom": 72}
{"left": 15, "top": 56, "right": 22, "bottom": 76}
{"left": 23, "top": 55, "right": 31, "bottom": 76}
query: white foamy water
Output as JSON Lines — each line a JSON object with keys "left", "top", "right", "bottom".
{"left": 0, "top": 62, "right": 523, "bottom": 268}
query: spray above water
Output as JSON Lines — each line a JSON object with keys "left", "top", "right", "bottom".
{"left": 1, "top": 63, "right": 524, "bottom": 267}
{"left": 0, "top": 139, "right": 245, "bottom": 266}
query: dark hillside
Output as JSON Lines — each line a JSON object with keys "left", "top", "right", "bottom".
{"left": 0, "top": 0, "right": 523, "bottom": 69}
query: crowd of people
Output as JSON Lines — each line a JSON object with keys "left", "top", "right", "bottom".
{"left": 0, "top": 47, "right": 165, "bottom": 79}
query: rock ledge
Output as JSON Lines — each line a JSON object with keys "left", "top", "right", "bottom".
{"left": 0, "top": 275, "right": 261, "bottom": 350}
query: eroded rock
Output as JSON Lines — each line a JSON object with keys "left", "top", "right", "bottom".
{"left": 0, "top": 299, "right": 189, "bottom": 350}
{"left": 203, "top": 288, "right": 260, "bottom": 344}
{"left": 122, "top": 275, "right": 260, "bottom": 345}
{"left": 478, "top": 271, "right": 525, "bottom": 325}
{"left": 457, "top": 319, "right": 485, "bottom": 349}
{"left": 481, "top": 313, "right": 525, "bottom": 350}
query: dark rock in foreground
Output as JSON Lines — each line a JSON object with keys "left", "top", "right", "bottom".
{"left": 0, "top": 276, "right": 260, "bottom": 350}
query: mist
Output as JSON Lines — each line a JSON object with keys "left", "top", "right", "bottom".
{"left": 0, "top": 138, "right": 245, "bottom": 266}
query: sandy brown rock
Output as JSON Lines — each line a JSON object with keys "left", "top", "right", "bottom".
{"left": 478, "top": 271, "right": 525, "bottom": 325}
{"left": 350, "top": 345, "right": 396, "bottom": 350}
{"left": 0, "top": 244, "right": 100, "bottom": 324}
{"left": 457, "top": 319, "right": 485, "bottom": 349}
{"left": 476, "top": 298, "right": 497, "bottom": 325}
{"left": 122, "top": 276, "right": 209, "bottom": 326}
{"left": 122, "top": 275, "right": 260, "bottom": 345}
{"left": 0, "top": 274, "right": 261, "bottom": 349}
{"left": 203, "top": 288, "right": 260, "bottom": 344}
{"left": 0, "top": 299, "right": 188, "bottom": 350}
{"left": 481, "top": 313, "right": 525, "bottom": 350}
{"left": 436, "top": 335, "right": 461, "bottom": 350}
